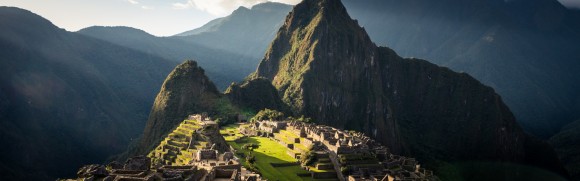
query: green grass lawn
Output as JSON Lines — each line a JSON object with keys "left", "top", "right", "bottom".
{"left": 221, "top": 124, "right": 314, "bottom": 181}
{"left": 220, "top": 124, "right": 340, "bottom": 181}
{"left": 233, "top": 137, "right": 306, "bottom": 181}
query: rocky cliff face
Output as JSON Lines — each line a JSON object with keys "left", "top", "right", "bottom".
{"left": 135, "top": 60, "right": 221, "bottom": 155}
{"left": 224, "top": 78, "right": 286, "bottom": 112}
{"left": 252, "top": 0, "right": 567, "bottom": 179}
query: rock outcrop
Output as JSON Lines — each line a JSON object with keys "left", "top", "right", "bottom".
{"left": 77, "top": 164, "right": 108, "bottom": 178}
{"left": 124, "top": 156, "right": 152, "bottom": 171}
{"left": 225, "top": 78, "right": 286, "bottom": 112}
{"left": 250, "top": 0, "right": 568, "bottom": 179}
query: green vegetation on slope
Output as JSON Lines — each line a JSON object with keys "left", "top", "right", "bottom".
{"left": 340, "top": 0, "right": 580, "bottom": 138}
{"left": 225, "top": 78, "right": 287, "bottom": 112}
{"left": 250, "top": 109, "right": 285, "bottom": 122}
{"left": 133, "top": 60, "right": 242, "bottom": 157}
{"left": 250, "top": 0, "right": 569, "bottom": 179}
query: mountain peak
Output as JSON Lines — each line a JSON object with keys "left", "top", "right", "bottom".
{"left": 282, "top": 0, "right": 355, "bottom": 31}
{"left": 78, "top": 26, "right": 154, "bottom": 38}
{"left": 0, "top": 6, "right": 62, "bottom": 43}
{"left": 251, "top": 0, "right": 568, "bottom": 178}
{"left": 252, "top": 2, "right": 293, "bottom": 11}
{"left": 256, "top": 0, "right": 374, "bottom": 101}
{"left": 0, "top": 7, "right": 56, "bottom": 29}
{"left": 232, "top": 6, "right": 250, "bottom": 14}
{"left": 135, "top": 60, "right": 220, "bottom": 155}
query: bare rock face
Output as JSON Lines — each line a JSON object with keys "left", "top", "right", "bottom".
{"left": 251, "top": 0, "right": 567, "bottom": 179}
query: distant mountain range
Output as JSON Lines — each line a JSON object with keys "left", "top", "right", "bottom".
{"left": 175, "top": 2, "right": 293, "bottom": 60}
{"left": 78, "top": 2, "right": 293, "bottom": 91}
{"left": 77, "top": 26, "right": 253, "bottom": 91}
{"left": 0, "top": 7, "right": 175, "bottom": 180}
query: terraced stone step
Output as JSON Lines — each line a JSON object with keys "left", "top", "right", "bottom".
{"left": 148, "top": 119, "right": 206, "bottom": 166}
{"left": 167, "top": 140, "right": 188, "bottom": 148}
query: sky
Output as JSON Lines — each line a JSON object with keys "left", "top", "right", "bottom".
{"left": 0, "top": 0, "right": 300, "bottom": 36}
{"left": 1, "top": 0, "right": 577, "bottom": 36}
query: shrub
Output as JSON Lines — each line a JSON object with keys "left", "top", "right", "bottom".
{"left": 341, "top": 166, "right": 350, "bottom": 175}
{"left": 242, "top": 143, "right": 259, "bottom": 151}
{"left": 251, "top": 109, "right": 285, "bottom": 122}
{"left": 300, "top": 145, "right": 318, "bottom": 166}
{"left": 246, "top": 152, "right": 257, "bottom": 169}
{"left": 289, "top": 115, "right": 314, "bottom": 123}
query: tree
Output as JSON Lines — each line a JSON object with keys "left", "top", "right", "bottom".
{"left": 250, "top": 109, "right": 285, "bottom": 122}
{"left": 246, "top": 152, "right": 256, "bottom": 165}
{"left": 242, "top": 143, "right": 258, "bottom": 151}
{"left": 341, "top": 166, "right": 350, "bottom": 175}
{"left": 295, "top": 115, "right": 313, "bottom": 123}
{"left": 300, "top": 145, "right": 318, "bottom": 166}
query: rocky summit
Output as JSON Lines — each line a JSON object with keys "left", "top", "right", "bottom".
{"left": 249, "top": 0, "right": 568, "bottom": 179}
{"left": 135, "top": 60, "right": 222, "bottom": 155}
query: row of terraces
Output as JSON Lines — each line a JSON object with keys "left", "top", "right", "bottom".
{"left": 148, "top": 119, "right": 209, "bottom": 166}
{"left": 274, "top": 130, "right": 338, "bottom": 180}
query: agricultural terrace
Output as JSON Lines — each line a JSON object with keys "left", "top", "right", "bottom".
{"left": 220, "top": 124, "right": 336, "bottom": 181}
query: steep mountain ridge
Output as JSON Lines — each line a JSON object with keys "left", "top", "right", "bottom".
{"left": 340, "top": 0, "right": 580, "bottom": 137}
{"left": 0, "top": 7, "right": 175, "bottom": 180}
{"left": 134, "top": 60, "right": 223, "bottom": 155}
{"left": 251, "top": 0, "right": 568, "bottom": 179}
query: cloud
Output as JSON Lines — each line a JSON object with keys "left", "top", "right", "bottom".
{"left": 127, "top": 0, "right": 139, "bottom": 5}
{"left": 125, "top": 0, "right": 153, "bottom": 10}
{"left": 172, "top": 0, "right": 300, "bottom": 16}
{"left": 172, "top": 1, "right": 194, "bottom": 10}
